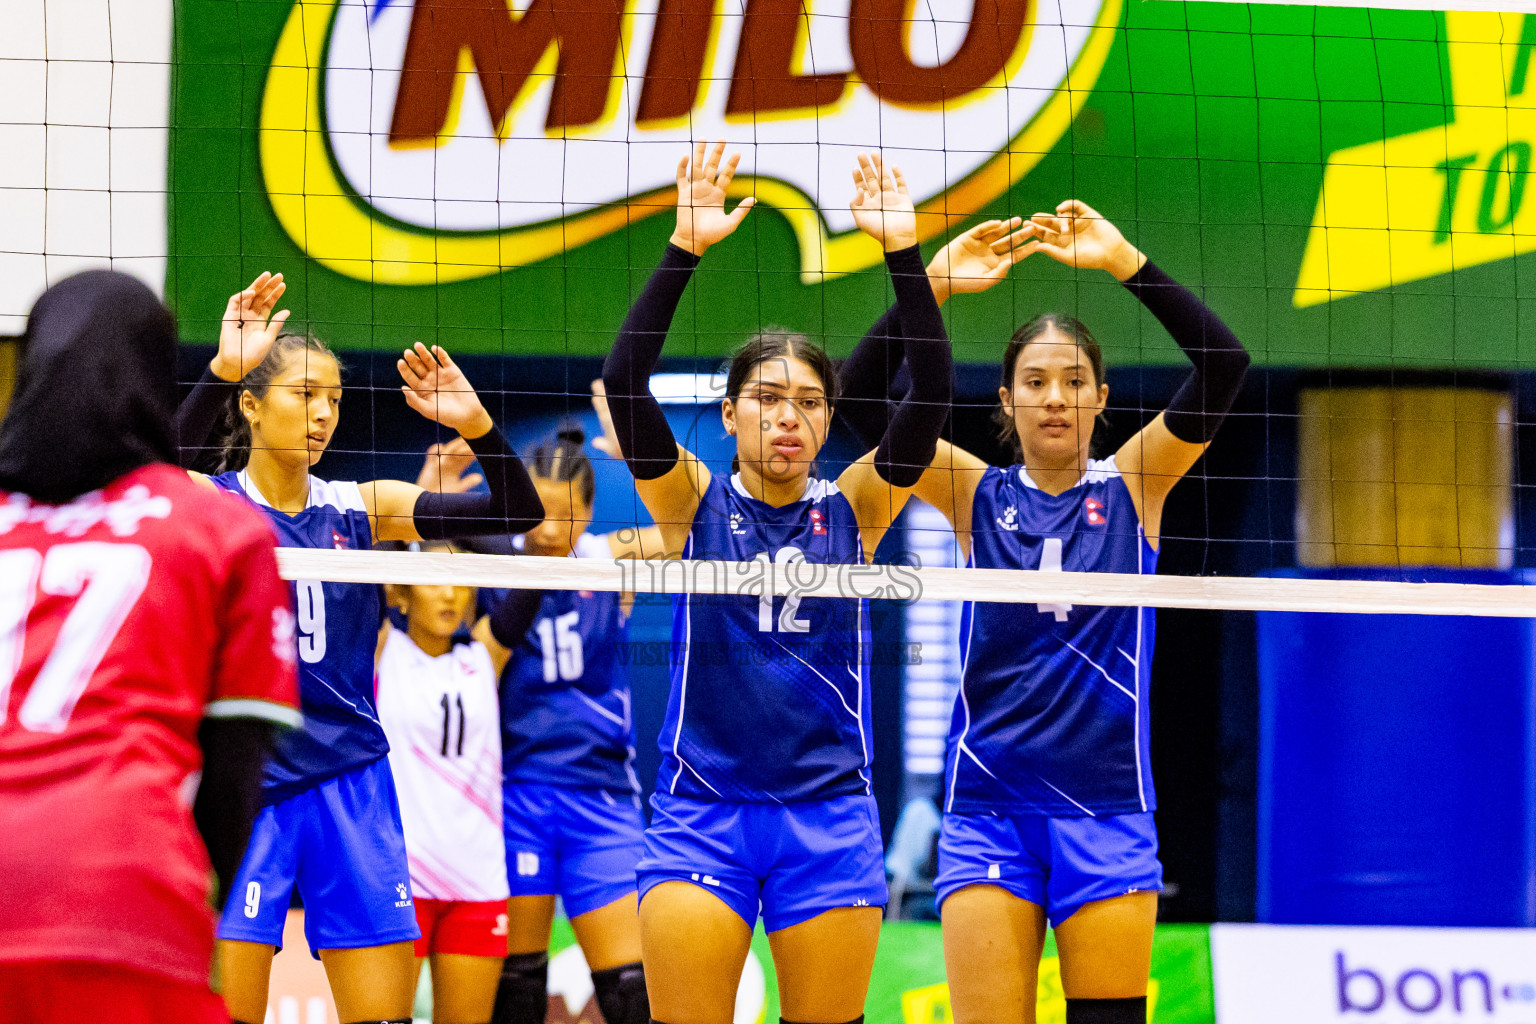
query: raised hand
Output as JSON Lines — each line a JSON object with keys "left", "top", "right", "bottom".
{"left": 211, "top": 272, "right": 290, "bottom": 382}
{"left": 415, "top": 437, "right": 484, "bottom": 494}
{"left": 849, "top": 153, "right": 918, "bottom": 253}
{"left": 398, "top": 343, "right": 494, "bottom": 439}
{"left": 927, "top": 217, "right": 1037, "bottom": 304}
{"left": 1031, "top": 200, "right": 1146, "bottom": 281}
{"left": 671, "top": 141, "right": 756, "bottom": 256}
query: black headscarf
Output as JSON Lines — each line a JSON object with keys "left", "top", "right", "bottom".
{"left": 0, "top": 270, "right": 178, "bottom": 503}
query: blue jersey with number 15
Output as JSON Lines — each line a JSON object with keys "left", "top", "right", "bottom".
{"left": 213, "top": 471, "right": 388, "bottom": 802}
{"left": 948, "top": 459, "right": 1157, "bottom": 818}
{"left": 500, "top": 531, "right": 638, "bottom": 795}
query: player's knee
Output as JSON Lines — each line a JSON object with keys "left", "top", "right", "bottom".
{"left": 1065, "top": 996, "right": 1147, "bottom": 1024}
{"left": 591, "top": 960, "right": 649, "bottom": 1024}
{"left": 491, "top": 951, "right": 549, "bottom": 1024}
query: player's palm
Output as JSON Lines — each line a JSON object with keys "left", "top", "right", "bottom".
{"left": 589, "top": 379, "right": 622, "bottom": 460}
{"left": 672, "top": 141, "right": 755, "bottom": 255}
{"left": 214, "top": 272, "right": 289, "bottom": 380}
{"left": 930, "top": 218, "right": 1037, "bottom": 295}
{"left": 399, "top": 343, "right": 487, "bottom": 436}
{"left": 1032, "top": 200, "right": 1133, "bottom": 273}
{"left": 849, "top": 153, "right": 917, "bottom": 252}
{"left": 416, "top": 438, "right": 483, "bottom": 493}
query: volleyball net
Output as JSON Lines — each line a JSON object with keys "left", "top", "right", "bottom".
{"left": 274, "top": 547, "right": 1536, "bottom": 617}
{"left": 10, "top": 0, "right": 1536, "bottom": 937}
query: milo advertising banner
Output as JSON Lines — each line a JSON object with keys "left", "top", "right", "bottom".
{"left": 151, "top": 0, "right": 1536, "bottom": 368}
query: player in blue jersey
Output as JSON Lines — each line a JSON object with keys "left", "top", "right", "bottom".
{"left": 419, "top": 422, "right": 665, "bottom": 1024}
{"left": 174, "top": 283, "right": 545, "bottom": 1024}
{"left": 843, "top": 201, "right": 1250, "bottom": 1024}
{"left": 599, "top": 143, "right": 951, "bottom": 1024}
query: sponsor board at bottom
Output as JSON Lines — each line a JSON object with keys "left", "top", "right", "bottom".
{"left": 1210, "top": 923, "right": 1536, "bottom": 1023}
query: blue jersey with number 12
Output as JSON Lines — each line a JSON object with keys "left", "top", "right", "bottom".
{"left": 662, "top": 473, "right": 872, "bottom": 804}
{"left": 213, "top": 471, "right": 388, "bottom": 802}
{"left": 948, "top": 459, "right": 1157, "bottom": 818}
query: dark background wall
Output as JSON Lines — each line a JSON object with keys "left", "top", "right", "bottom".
{"left": 170, "top": 344, "right": 1536, "bottom": 923}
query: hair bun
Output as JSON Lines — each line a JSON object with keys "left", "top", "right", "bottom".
{"left": 555, "top": 422, "right": 586, "bottom": 447}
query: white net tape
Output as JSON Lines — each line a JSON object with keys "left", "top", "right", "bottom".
{"left": 276, "top": 549, "right": 1536, "bottom": 617}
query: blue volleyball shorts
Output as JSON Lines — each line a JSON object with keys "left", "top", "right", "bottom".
{"left": 935, "top": 810, "right": 1163, "bottom": 928}
{"left": 502, "top": 782, "right": 646, "bottom": 919}
{"left": 217, "top": 758, "right": 420, "bottom": 957}
{"left": 636, "top": 790, "right": 888, "bottom": 933}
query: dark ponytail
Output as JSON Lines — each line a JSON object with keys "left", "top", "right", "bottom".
{"left": 525, "top": 422, "right": 595, "bottom": 506}
{"left": 216, "top": 334, "right": 340, "bottom": 472}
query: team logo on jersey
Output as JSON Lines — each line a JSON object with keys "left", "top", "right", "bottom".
{"left": 730, "top": 511, "right": 748, "bottom": 536}
{"left": 516, "top": 851, "right": 540, "bottom": 877}
{"left": 257, "top": 0, "right": 1121, "bottom": 287}
{"left": 995, "top": 505, "right": 1019, "bottom": 532}
{"left": 393, "top": 882, "right": 412, "bottom": 908}
{"left": 332, "top": 529, "right": 349, "bottom": 550}
{"left": 1084, "top": 498, "right": 1106, "bottom": 526}
{"left": 809, "top": 508, "right": 827, "bottom": 536}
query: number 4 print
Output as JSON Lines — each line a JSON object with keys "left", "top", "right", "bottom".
{"left": 1037, "top": 537, "right": 1072, "bottom": 622}
{"left": 0, "top": 543, "right": 151, "bottom": 731}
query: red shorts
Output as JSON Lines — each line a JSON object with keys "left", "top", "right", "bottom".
{"left": 413, "top": 898, "right": 508, "bottom": 957}
{"left": 0, "top": 960, "right": 228, "bottom": 1024}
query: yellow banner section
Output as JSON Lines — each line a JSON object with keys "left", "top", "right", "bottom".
{"left": 901, "top": 958, "right": 1162, "bottom": 1023}
{"left": 1295, "top": 12, "right": 1536, "bottom": 306}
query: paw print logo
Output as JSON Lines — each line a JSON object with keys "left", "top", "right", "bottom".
{"left": 995, "top": 505, "right": 1019, "bottom": 531}
{"left": 396, "top": 883, "right": 409, "bottom": 901}
{"left": 730, "top": 511, "right": 747, "bottom": 535}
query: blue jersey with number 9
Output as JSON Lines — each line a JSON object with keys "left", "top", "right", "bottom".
{"left": 214, "top": 471, "right": 387, "bottom": 802}
{"left": 948, "top": 460, "right": 1158, "bottom": 818}
{"left": 661, "top": 473, "right": 872, "bottom": 804}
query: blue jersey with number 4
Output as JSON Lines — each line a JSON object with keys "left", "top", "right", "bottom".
{"left": 500, "top": 531, "right": 637, "bottom": 795}
{"left": 948, "top": 459, "right": 1157, "bottom": 817}
{"left": 213, "top": 471, "right": 387, "bottom": 802}
{"left": 662, "top": 473, "right": 872, "bottom": 804}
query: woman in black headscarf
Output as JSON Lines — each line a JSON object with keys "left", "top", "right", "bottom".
{"left": 0, "top": 271, "right": 299, "bottom": 1024}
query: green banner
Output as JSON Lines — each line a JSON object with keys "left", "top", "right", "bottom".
{"left": 168, "top": 1, "right": 1536, "bottom": 369}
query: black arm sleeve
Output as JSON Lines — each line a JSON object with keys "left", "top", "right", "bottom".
{"left": 456, "top": 532, "right": 518, "bottom": 557}
{"left": 837, "top": 304, "right": 904, "bottom": 451}
{"left": 193, "top": 717, "right": 275, "bottom": 910}
{"left": 601, "top": 244, "right": 700, "bottom": 481}
{"left": 872, "top": 246, "right": 952, "bottom": 487}
{"left": 488, "top": 587, "right": 545, "bottom": 651}
{"left": 175, "top": 366, "right": 238, "bottom": 470}
{"left": 454, "top": 535, "right": 542, "bottom": 646}
{"left": 1123, "top": 260, "right": 1251, "bottom": 444}
{"left": 412, "top": 427, "right": 545, "bottom": 538}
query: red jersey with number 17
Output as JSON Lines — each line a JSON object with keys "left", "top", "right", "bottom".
{"left": 0, "top": 463, "right": 301, "bottom": 985}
